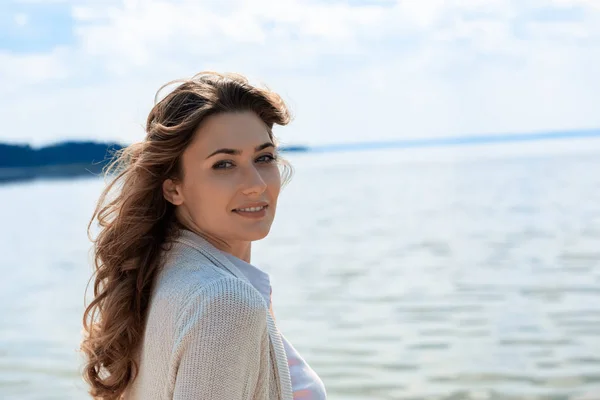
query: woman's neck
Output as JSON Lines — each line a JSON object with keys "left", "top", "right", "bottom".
{"left": 180, "top": 224, "right": 252, "bottom": 263}
{"left": 227, "top": 241, "right": 251, "bottom": 263}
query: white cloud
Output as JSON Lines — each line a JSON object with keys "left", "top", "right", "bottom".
{"left": 0, "top": 0, "right": 599, "bottom": 147}
{"left": 0, "top": 46, "right": 71, "bottom": 89}
{"left": 14, "top": 13, "right": 30, "bottom": 26}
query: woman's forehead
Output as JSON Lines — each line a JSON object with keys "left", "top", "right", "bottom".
{"left": 188, "top": 112, "right": 273, "bottom": 156}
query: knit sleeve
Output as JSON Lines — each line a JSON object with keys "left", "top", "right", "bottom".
{"left": 171, "top": 277, "right": 268, "bottom": 399}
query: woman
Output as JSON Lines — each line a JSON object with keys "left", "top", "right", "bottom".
{"left": 81, "top": 71, "right": 327, "bottom": 400}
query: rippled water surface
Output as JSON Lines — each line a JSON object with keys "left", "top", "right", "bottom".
{"left": 1, "top": 148, "right": 600, "bottom": 399}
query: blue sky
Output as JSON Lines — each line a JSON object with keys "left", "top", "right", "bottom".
{"left": 1, "top": 0, "right": 600, "bottom": 148}
{"left": 1, "top": 2, "right": 74, "bottom": 53}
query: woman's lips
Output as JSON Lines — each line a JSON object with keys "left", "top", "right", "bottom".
{"left": 232, "top": 205, "right": 268, "bottom": 219}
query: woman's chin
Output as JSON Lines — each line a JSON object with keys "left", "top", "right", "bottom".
{"left": 245, "top": 228, "right": 271, "bottom": 241}
{"left": 237, "top": 223, "right": 273, "bottom": 241}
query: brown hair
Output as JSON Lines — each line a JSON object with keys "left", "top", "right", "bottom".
{"left": 80, "top": 71, "right": 292, "bottom": 399}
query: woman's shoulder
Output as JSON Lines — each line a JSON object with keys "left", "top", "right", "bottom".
{"left": 176, "top": 275, "right": 268, "bottom": 327}
{"left": 152, "top": 273, "right": 268, "bottom": 344}
{"left": 151, "top": 244, "right": 268, "bottom": 321}
{"left": 145, "top": 268, "right": 267, "bottom": 348}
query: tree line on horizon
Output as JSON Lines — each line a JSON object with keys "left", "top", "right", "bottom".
{"left": 0, "top": 141, "right": 125, "bottom": 169}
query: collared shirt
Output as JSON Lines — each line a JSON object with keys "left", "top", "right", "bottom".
{"left": 219, "top": 250, "right": 328, "bottom": 400}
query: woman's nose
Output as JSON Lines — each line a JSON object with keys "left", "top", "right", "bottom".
{"left": 241, "top": 166, "right": 267, "bottom": 195}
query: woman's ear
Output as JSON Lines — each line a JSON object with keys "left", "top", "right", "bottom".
{"left": 162, "top": 178, "right": 184, "bottom": 206}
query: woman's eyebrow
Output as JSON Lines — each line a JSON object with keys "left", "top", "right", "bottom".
{"left": 205, "top": 142, "right": 274, "bottom": 159}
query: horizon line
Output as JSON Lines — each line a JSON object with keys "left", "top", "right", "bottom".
{"left": 4, "top": 127, "right": 600, "bottom": 151}
{"left": 305, "top": 128, "right": 600, "bottom": 152}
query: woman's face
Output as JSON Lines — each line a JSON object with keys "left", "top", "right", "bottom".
{"left": 164, "top": 111, "right": 281, "bottom": 248}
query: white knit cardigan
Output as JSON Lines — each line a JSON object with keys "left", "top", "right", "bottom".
{"left": 123, "top": 229, "right": 294, "bottom": 400}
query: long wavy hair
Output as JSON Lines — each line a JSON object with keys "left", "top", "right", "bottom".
{"left": 80, "top": 71, "right": 293, "bottom": 399}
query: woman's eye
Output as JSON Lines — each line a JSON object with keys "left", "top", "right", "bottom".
{"left": 212, "top": 161, "right": 234, "bottom": 170}
{"left": 257, "top": 154, "right": 277, "bottom": 163}
{"left": 212, "top": 155, "right": 276, "bottom": 170}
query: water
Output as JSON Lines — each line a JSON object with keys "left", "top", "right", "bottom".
{"left": 1, "top": 145, "right": 600, "bottom": 399}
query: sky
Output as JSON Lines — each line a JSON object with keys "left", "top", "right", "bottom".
{"left": 1, "top": 0, "right": 600, "bottom": 148}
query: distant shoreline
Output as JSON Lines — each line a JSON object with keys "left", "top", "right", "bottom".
{"left": 0, "top": 163, "right": 107, "bottom": 184}
{"left": 2, "top": 128, "right": 600, "bottom": 184}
